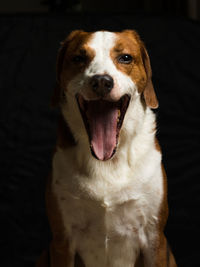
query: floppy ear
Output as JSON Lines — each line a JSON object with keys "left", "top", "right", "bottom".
{"left": 141, "top": 43, "right": 159, "bottom": 109}
{"left": 51, "top": 42, "right": 68, "bottom": 107}
{"left": 51, "top": 30, "right": 83, "bottom": 107}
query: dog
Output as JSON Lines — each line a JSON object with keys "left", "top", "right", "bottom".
{"left": 36, "top": 30, "right": 177, "bottom": 267}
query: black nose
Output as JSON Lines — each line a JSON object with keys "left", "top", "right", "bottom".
{"left": 90, "top": 74, "right": 114, "bottom": 97}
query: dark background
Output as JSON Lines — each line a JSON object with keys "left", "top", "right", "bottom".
{"left": 0, "top": 1, "right": 200, "bottom": 267}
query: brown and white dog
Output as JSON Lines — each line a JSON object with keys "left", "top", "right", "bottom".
{"left": 36, "top": 30, "right": 177, "bottom": 267}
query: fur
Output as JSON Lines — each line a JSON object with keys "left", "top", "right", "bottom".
{"left": 36, "top": 30, "right": 177, "bottom": 267}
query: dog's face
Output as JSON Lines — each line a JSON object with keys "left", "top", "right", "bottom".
{"left": 53, "top": 30, "right": 158, "bottom": 161}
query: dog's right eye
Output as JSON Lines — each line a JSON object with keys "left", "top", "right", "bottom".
{"left": 118, "top": 54, "right": 133, "bottom": 64}
{"left": 72, "top": 55, "right": 87, "bottom": 63}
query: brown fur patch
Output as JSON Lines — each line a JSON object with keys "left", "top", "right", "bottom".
{"left": 111, "top": 30, "right": 158, "bottom": 109}
{"left": 153, "top": 140, "right": 177, "bottom": 266}
{"left": 52, "top": 30, "right": 95, "bottom": 106}
{"left": 110, "top": 31, "right": 146, "bottom": 90}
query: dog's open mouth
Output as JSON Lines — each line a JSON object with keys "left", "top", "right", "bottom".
{"left": 76, "top": 94, "right": 130, "bottom": 161}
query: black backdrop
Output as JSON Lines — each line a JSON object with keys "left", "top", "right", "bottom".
{"left": 0, "top": 14, "right": 200, "bottom": 267}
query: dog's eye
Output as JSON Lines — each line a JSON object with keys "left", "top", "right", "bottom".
{"left": 118, "top": 54, "right": 133, "bottom": 64}
{"left": 72, "top": 55, "right": 87, "bottom": 63}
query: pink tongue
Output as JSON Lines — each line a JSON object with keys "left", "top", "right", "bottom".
{"left": 86, "top": 101, "right": 118, "bottom": 161}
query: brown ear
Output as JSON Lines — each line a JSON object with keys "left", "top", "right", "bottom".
{"left": 51, "top": 30, "right": 83, "bottom": 107}
{"left": 51, "top": 40, "right": 69, "bottom": 107}
{"left": 141, "top": 44, "right": 159, "bottom": 109}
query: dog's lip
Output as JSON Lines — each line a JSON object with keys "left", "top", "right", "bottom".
{"left": 76, "top": 94, "right": 130, "bottom": 160}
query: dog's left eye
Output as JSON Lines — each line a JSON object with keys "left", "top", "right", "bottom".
{"left": 72, "top": 55, "right": 87, "bottom": 63}
{"left": 118, "top": 54, "right": 133, "bottom": 64}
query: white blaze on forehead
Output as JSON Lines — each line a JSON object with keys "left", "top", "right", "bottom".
{"left": 85, "top": 31, "right": 137, "bottom": 98}
{"left": 88, "top": 31, "right": 116, "bottom": 71}
{"left": 86, "top": 31, "right": 116, "bottom": 75}
{"left": 90, "top": 31, "right": 116, "bottom": 49}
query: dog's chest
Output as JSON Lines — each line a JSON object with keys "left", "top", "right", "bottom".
{"left": 53, "top": 148, "right": 162, "bottom": 267}
{"left": 60, "top": 191, "right": 149, "bottom": 267}
{"left": 54, "top": 176, "right": 161, "bottom": 265}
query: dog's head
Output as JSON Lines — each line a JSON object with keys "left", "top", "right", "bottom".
{"left": 53, "top": 30, "right": 158, "bottom": 161}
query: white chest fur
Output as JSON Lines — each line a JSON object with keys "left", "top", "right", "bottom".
{"left": 52, "top": 142, "right": 163, "bottom": 267}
